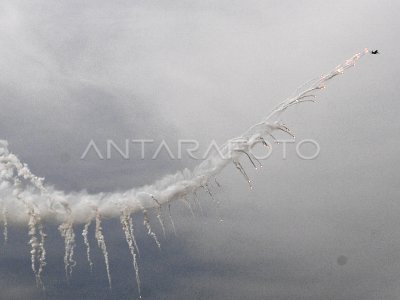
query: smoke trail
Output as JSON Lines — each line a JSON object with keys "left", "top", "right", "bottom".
{"left": 180, "top": 196, "right": 195, "bottom": 217}
{"left": 2, "top": 206, "right": 8, "bottom": 243}
{"left": 128, "top": 215, "right": 140, "bottom": 256}
{"left": 58, "top": 219, "right": 76, "bottom": 278}
{"left": 27, "top": 208, "right": 40, "bottom": 286}
{"left": 193, "top": 191, "right": 204, "bottom": 217}
{"left": 168, "top": 204, "right": 177, "bottom": 236}
{"left": 150, "top": 195, "right": 167, "bottom": 239}
{"left": 0, "top": 49, "right": 369, "bottom": 289}
{"left": 37, "top": 222, "right": 47, "bottom": 288}
{"left": 95, "top": 212, "right": 112, "bottom": 289}
{"left": 82, "top": 220, "right": 94, "bottom": 272}
{"left": 143, "top": 210, "right": 161, "bottom": 249}
{"left": 233, "top": 160, "right": 253, "bottom": 189}
{"left": 120, "top": 210, "right": 141, "bottom": 297}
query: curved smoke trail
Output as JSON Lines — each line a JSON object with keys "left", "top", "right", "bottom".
{"left": 0, "top": 49, "right": 369, "bottom": 295}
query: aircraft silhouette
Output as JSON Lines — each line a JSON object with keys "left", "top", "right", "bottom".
{"left": 371, "top": 50, "right": 379, "bottom": 54}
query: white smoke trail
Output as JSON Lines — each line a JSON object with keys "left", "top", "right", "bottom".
{"left": 0, "top": 49, "right": 369, "bottom": 289}
{"left": 180, "top": 196, "right": 195, "bottom": 217}
{"left": 82, "top": 220, "right": 94, "bottom": 272}
{"left": 2, "top": 206, "right": 8, "bottom": 243}
{"left": 120, "top": 210, "right": 141, "bottom": 297}
{"left": 150, "top": 195, "right": 167, "bottom": 239}
{"left": 37, "top": 222, "right": 47, "bottom": 288}
{"left": 95, "top": 211, "right": 112, "bottom": 289}
{"left": 168, "top": 204, "right": 177, "bottom": 236}
{"left": 58, "top": 218, "right": 76, "bottom": 278}
{"left": 193, "top": 191, "right": 204, "bottom": 217}
{"left": 143, "top": 210, "right": 161, "bottom": 249}
{"left": 27, "top": 208, "right": 40, "bottom": 285}
{"left": 128, "top": 215, "right": 140, "bottom": 257}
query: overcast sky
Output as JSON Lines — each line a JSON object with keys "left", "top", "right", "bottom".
{"left": 0, "top": 0, "right": 400, "bottom": 299}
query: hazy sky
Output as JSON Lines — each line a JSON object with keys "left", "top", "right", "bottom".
{"left": 0, "top": 0, "right": 400, "bottom": 299}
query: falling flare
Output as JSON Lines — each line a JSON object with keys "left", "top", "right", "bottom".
{"left": 27, "top": 210, "right": 39, "bottom": 285}
{"left": 180, "top": 196, "right": 195, "bottom": 217}
{"left": 233, "top": 160, "right": 253, "bottom": 189}
{"left": 120, "top": 211, "right": 141, "bottom": 297}
{"left": 276, "top": 122, "right": 295, "bottom": 138}
{"left": 58, "top": 219, "right": 76, "bottom": 278}
{"left": 95, "top": 212, "right": 112, "bottom": 289}
{"left": 235, "top": 150, "right": 257, "bottom": 169}
{"left": 128, "top": 215, "right": 140, "bottom": 257}
{"left": 214, "top": 178, "right": 221, "bottom": 188}
{"left": 201, "top": 184, "right": 216, "bottom": 207}
{"left": 193, "top": 191, "right": 204, "bottom": 216}
{"left": 259, "top": 137, "right": 270, "bottom": 149}
{"left": 143, "top": 210, "right": 161, "bottom": 249}
{"left": 37, "top": 222, "right": 47, "bottom": 289}
{"left": 168, "top": 204, "right": 177, "bottom": 236}
{"left": 82, "top": 220, "right": 94, "bottom": 272}
{"left": 151, "top": 196, "right": 166, "bottom": 239}
{"left": 202, "top": 184, "right": 223, "bottom": 221}
{"left": 250, "top": 152, "right": 263, "bottom": 168}
{"left": 202, "top": 184, "right": 215, "bottom": 202}
{"left": 2, "top": 206, "right": 8, "bottom": 243}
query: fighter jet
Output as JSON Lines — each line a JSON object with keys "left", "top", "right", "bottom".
{"left": 371, "top": 50, "right": 379, "bottom": 54}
